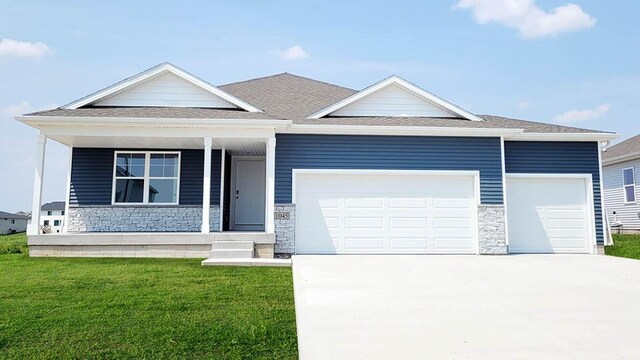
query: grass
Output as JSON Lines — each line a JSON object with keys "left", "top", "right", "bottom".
{"left": 605, "top": 234, "right": 640, "bottom": 260}
{"left": 0, "top": 233, "right": 298, "bottom": 359}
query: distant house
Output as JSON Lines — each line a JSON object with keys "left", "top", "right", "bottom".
{"left": 41, "top": 202, "right": 66, "bottom": 233}
{"left": 0, "top": 211, "right": 29, "bottom": 235}
{"left": 603, "top": 135, "right": 640, "bottom": 233}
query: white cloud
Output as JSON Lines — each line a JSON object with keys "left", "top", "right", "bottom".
{"left": 2, "top": 101, "right": 33, "bottom": 116}
{"left": 554, "top": 103, "right": 610, "bottom": 123}
{"left": 517, "top": 101, "right": 530, "bottom": 110}
{"left": 0, "top": 38, "right": 52, "bottom": 58}
{"left": 454, "top": 0, "right": 596, "bottom": 38}
{"left": 278, "top": 45, "right": 310, "bottom": 60}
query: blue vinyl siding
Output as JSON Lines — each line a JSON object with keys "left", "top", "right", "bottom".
{"left": 70, "top": 148, "right": 221, "bottom": 206}
{"left": 275, "top": 134, "right": 503, "bottom": 204}
{"left": 504, "top": 141, "right": 603, "bottom": 244}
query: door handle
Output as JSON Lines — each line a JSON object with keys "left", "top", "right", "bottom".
{"left": 236, "top": 190, "right": 240, "bottom": 199}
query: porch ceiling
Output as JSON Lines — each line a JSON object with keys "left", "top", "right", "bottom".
{"left": 47, "top": 135, "right": 267, "bottom": 155}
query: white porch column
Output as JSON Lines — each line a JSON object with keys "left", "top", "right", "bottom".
{"left": 219, "top": 149, "right": 225, "bottom": 232}
{"left": 265, "top": 137, "right": 276, "bottom": 233}
{"left": 201, "top": 137, "right": 212, "bottom": 233}
{"left": 62, "top": 146, "right": 72, "bottom": 233}
{"left": 27, "top": 135, "right": 47, "bottom": 235}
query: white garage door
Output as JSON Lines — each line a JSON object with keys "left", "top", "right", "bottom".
{"left": 506, "top": 176, "right": 593, "bottom": 254}
{"left": 295, "top": 171, "right": 478, "bottom": 254}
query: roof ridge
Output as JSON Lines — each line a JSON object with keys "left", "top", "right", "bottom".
{"left": 219, "top": 72, "right": 356, "bottom": 92}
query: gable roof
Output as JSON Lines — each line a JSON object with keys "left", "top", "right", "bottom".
{"left": 307, "top": 75, "right": 483, "bottom": 121}
{"left": 21, "top": 69, "right": 614, "bottom": 139}
{"left": 0, "top": 211, "right": 29, "bottom": 220}
{"left": 41, "top": 201, "right": 66, "bottom": 211}
{"left": 603, "top": 134, "right": 640, "bottom": 165}
{"left": 62, "top": 63, "right": 263, "bottom": 112}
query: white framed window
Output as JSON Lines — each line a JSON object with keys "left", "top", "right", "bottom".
{"left": 623, "top": 167, "right": 636, "bottom": 204}
{"left": 54, "top": 220, "right": 61, "bottom": 226}
{"left": 11, "top": 219, "right": 15, "bottom": 224}
{"left": 112, "top": 151, "right": 181, "bottom": 205}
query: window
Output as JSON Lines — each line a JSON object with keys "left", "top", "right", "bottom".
{"left": 11, "top": 219, "right": 15, "bottom": 224}
{"left": 623, "top": 167, "right": 636, "bottom": 203}
{"left": 54, "top": 220, "right": 61, "bottom": 226}
{"left": 61, "top": 211, "right": 65, "bottom": 216}
{"left": 47, "top": 210, "right": 52, "bottom": 216}
{"left": 113, "top": 151, "right": 180, "bottom": 205}
{"left": 44, "top": 220, "right": 50, "bottom": 226}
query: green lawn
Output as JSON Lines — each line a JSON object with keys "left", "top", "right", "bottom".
{"left": 0, "top": 233, "right": 298, "bottom": 359}
{"left": 605, "top": 234, "right": 640, "bottom": 260}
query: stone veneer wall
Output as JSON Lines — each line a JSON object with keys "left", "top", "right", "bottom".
{"left": 274, "top": 204, "right": 295, "bottom": 254}
{"left": 67, "top": 206, "right": 221, "bottom": 232}
{"left": 477, "top": 204, "right": 508, "bottom": 254}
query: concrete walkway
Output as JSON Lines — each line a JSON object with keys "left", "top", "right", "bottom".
{"left": 292, "top": 255, "right": 640, "bottom": 359}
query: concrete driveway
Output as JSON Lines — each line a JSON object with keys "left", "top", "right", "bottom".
{"left": 292, "top": 255, "right": 640, "bottom": 359}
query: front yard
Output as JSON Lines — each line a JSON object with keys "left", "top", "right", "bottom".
{"left": 606, "top": 234, "right": 640, "bottom": 260}
{"left": 0, "top": 233, "right": 298, "bottom": 359}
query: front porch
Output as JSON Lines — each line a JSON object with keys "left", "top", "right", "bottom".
{"left": 22, "top": 118, "right": 287, "bottom": 261}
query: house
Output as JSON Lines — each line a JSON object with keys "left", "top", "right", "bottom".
{"left": 603, "top": 135, "right": 640, "bottom": 233}
{"left": 15, "top": 63, "right": 617, "bottom": 259}
{"left": 40, "top": 201, "right": 66, "bottom": 233}
{"left": 0, "top": 211, "right": 28, "bottom": 235}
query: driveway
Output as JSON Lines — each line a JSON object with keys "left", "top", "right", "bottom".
{"left": 292, "top": 255, "right": 640, "bottom": 359}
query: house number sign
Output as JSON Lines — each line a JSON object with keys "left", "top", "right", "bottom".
{"left": 275, "top": 212, "right": 290, "bottom": 220}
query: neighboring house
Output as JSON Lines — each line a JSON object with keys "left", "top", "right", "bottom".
{"left": 603, "top": 135, "right": 640, "bottom": 233}
{"left": 40, "top": 201, "right": 66, "bottom": 233}
{"left": 0, "top": 211, "right": 28, "bottom": 235}
{"left": 15, "top": 63, "right": 616, "bottom": 259}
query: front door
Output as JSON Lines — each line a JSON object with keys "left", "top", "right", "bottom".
{"left": 231, "top": 157, "right": 266, "bottom": 231}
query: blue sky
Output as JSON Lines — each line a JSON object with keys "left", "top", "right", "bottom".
{"left": 1, "top": 0, "right": 638, "bottom": 212}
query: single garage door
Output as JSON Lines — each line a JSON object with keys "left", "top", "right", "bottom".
{"left": 295, "top": 171, "right": 478, "bottom": 254}
{"left": 506, "top": 175, "right": 593, "bottom": 254}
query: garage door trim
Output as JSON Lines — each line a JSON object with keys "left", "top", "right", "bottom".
{"left": 292, "top": 169, "right": 481, "bottom": 255}
{"left": 505, "top": 173, "right": 596, "bottom": 254}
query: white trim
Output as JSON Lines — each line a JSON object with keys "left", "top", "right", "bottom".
{"left": 62, "top": 146, "right": 72, "bottom": 233}
{"left": 598, "top": 143, "right": 613, "bottom": 246}
{"left": 622, "top": 166, "right": 636, "bottom": 204}
{"left": 17, "top": 116, "right": 289, "bottom": 128}
{"left": 219, "top": 148, "right": 225, "bottom": 232}
{"left": 27, "top": 134, "right": 47, "bottom": 235}
{"left": 286, "top": 124, "right": 523, "bottom": 137}
{"left": 111, "top": 150, "right": 181, "bottom": 206}
{"left": 62, "top": 63, "right": 263, "bottom": 112}
{"left": 229, "top": 156, "right": 266, "bottom": 231}
{"left": 308, "top": 75, "right": 483, "bottom": 121}
{"left": 505, "top": 173, "right": 597, "bottom": 254}
{"left": 500, "top": 137, "right": 509, "bottom": 248}
{"left": 265, "top": 138, "right": 276, "bottom": 234}
{"left": 508, "top": 132, "right": 618, "bottom": 142}
{"left": 291, "top": 169, "right": 481, "bottom": 255}
{"left": 202, "top": 138, "right": 212, "bottom": 233}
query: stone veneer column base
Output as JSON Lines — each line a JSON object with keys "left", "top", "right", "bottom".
{"left": 478, "top": 204, "right": 508, "bottom": 254}
{"left": 274, "top": 204, "right": 295, "bottom": 254}
{"left": 67, "top": 206, "right": 221, "bottom": 232}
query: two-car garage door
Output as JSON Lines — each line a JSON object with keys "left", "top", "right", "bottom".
{"left": 295, "top": 171, "right": 478, "bottom": 254}
{"left": 294, "top": 170, "right": 594, "bottom": 255}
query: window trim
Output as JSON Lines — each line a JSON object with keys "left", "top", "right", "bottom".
{"left": 623, "top": 167, "right": 636, "bottom": 204}
{"left": 111, "top": 151, "right": 181, "bottom": 206}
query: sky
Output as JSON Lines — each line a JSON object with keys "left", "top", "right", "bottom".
{"left": 1, "top": 0, "right": 639, "bottom": 212}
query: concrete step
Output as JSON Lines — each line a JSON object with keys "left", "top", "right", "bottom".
{"left": 211, "top": 241, "right": 254, "bottom": 250}
{"left": 209, "top": 248, "right": 254, "bottom": 259}
{"left": 201, "top": 258, "right": 292, "bottom": 267}
{"left": 214, "top": 232, "right": 275, "bottom": 243}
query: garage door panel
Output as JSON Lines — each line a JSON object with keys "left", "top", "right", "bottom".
{"left": 507, "top": 177, "right": 591, "bottom": 254}
{"left": 296, "top": 172, "right": 478, "bottom": 254}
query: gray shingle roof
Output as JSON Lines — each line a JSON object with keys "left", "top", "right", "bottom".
{"left": 603, "top": 135, "right": 640, "bottom": 160}
{"left": 24, "top": 72, "right": 610, "bottom": 134}
{"left": 0, "top": 211, "right": 29, "bottom": 220}
{"left": 41, "top": 201, "right": 66, "bottom": 211}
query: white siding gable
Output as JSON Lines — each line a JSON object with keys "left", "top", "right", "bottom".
{"left": 331, "top": 83, "right": 459, "bottom": 118}
{"left": 95, "top": 72, "right": 238, "bottom": 108}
